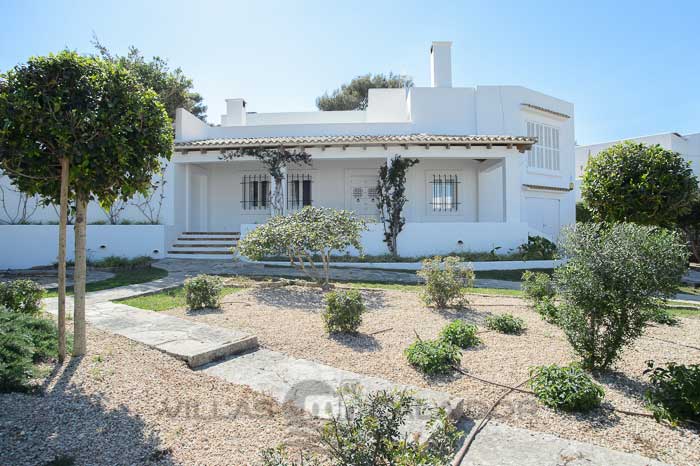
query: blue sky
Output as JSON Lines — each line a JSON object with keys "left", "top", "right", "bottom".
{"left": 1, "top": 0, "right": 699, "bottom": 145}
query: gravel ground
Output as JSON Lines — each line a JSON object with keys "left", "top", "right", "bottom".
{"left": 164, "top": 281, "right": 700, "bottom": 466}
{"left": 0, "top": 326, "right": 323, "bottom": 466}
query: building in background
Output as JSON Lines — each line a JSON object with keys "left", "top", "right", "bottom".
{"left": 0, "top": 41, "right": 576, "bottom": 268}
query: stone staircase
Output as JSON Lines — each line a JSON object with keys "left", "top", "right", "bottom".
{"left": 166, "top": 231, "right": 239, "bottom": 260}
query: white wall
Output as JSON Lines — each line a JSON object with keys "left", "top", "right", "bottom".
{"left": 0, "top": 225, "right": 166, "bottom": 269}
{"left": 241, "top": 221, "right": 529, "bottom": 257}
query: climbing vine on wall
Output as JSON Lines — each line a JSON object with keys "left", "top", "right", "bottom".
{"left": 376, "top": 155, "right": 419, "bottom": 257}
{"left": 221, "top": 147, "right": 312, "bottom": 215}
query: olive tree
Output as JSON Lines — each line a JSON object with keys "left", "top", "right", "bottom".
{"left": 554, "top": 223, "right": 687, "bottom": 371}
{"left": 581, "top": 142, "right": 698, "bottom": 227}
{"left": 0, "top": 51, "right": 172, "bottom": 357}
{"left": 237, "top": 207, "right": 366, "bottom": 286}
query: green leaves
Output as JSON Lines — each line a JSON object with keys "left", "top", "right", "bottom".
{"left": 529, "top": 363, "right": 604, "bottom": 412}
{"left": 644, "top": 360, "right": 700, "bottom": 425}
{"left": 0, "top": 51, "right": 173, "bottom": 208}
{"left": 581, "top": 141, "right": 698, "bottom": 227}
{"left": 417, "top": 256, "right": 474, "bottom": 308}
{"left": 316, "top": 73, "right": 413, "bottom": 111}
{"left": 555, "top": 223, "right": 688, "bottom": 370}
{"left": 405, "top": 338, "right": 461, "bottom": 376}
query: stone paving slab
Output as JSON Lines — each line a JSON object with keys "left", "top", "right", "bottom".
{"left": 44, "top": 299, "right": 257, "bottom": 368}
{"left": 458, "top": 421, "right": 668, "bottom": 466}
{"left": 201, "top": 348, "right": 463, "bottom": 438}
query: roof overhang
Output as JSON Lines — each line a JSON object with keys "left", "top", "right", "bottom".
{"left": 174, "top": 134, "right": 537, "bottom": 154}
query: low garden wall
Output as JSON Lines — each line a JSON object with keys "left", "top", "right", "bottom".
{"left": 242, "top": 221, "right": 532, "bottom": 257}
{"left": 0, "top": 225, "right": 166, "bottom": 269}
{"left": 256, "top": 259, "right": 561, "bottom": 271}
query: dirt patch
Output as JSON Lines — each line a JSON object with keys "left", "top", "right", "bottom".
{"left": 165, "top": 283, "right": 700, "bottom": 466}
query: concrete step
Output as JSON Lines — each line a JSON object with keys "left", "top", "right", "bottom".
{"left": 168, "top": 249, "right": 233, "bottom": 255}
{"left": 166, "top": 253, "right": 234, "bottom": 260}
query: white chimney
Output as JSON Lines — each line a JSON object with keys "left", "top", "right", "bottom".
{"left": 221, "top": 98, "right": 247, "bottom": 126}
{"left": 430, "top": 41, "right": 452, "bottom": 88}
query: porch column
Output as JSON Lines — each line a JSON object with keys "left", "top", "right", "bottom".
{"left": 281, "top": 165, "right": 288, "bottom": 215}
{"left": 502, "top": 154, "right": 521, "bottom": 223}
{"left": 184, "top": 164, "right": 191, "bottom": 231}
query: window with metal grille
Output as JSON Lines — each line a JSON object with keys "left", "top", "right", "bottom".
{"left": 429, "top": 174, "right": 460, "bottom": 212}
{"left": 287, "top": 173, "right": 313, "bottom": 210}
{"left": 527, "top": 121, "right": 560, "bottom": 171}
{"left": 241, "top": 174, "right": 270, "bottom": 210}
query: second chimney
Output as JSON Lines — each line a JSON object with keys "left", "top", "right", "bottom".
{"left": 430, "top": 41, "right": 452, "bottom": 88}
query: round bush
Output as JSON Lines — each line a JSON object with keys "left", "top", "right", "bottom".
{"left": 405, "top": 339, "right": 461, "bottom": 376}
{"left": 440, "top": 320, "right": 481, "bottom": 349}
{"left": 184, "top": 274, "right": 223, "bottom": 310}
{"left": 417, "top": 256, "right": 474, "bottom": 308}
{"left": 529, "top": 363, "right": 604, "bottom": 412}
{"left": 0, "top": 279, "right": 44, "bottom": 314}
{"left": 644, "top": 361, "right": 700, "bottom": 425}
{"left": 323, "top": 289, "right": 365, "bottom": 334}
{"left": 0, "top": 311, "right": 61, "bottom": 392}
{"left": 485, "top": 313, "right": 525, "bottom": 334}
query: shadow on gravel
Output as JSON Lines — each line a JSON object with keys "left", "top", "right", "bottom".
{"left": 0, "top": 358, "right": 175, "bottom": 466}
{"left": 329, "top": 332, "right": 382, "bottom": 353}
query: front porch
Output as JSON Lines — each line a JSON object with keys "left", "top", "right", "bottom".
{"left": 168, "top": 137, "right": 532, "bottom": 258}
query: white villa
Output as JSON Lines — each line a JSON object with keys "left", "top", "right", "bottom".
{"left": 0, "top": 42, "right": 576, "bottom": 268}
{"left": 575, "top": 131, "right": 700, "bottom": 200}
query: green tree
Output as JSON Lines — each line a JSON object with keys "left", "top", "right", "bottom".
{"left": 376, "top": 155, "right": 419, "bottom": 257}
{"left": 92, "top": 35, "right": 206, "bottom": 121}
{"left": 316, "top": 73, "right": 413, "bottom": 111}
{"left": 237, "top": 207, "right": 366, "bottom": 286}
{"left": 581, "top": 141, "right": 698, "bottom": 227}
{"left": 554, "top": 223, "right": 687, "bottom": 371}
{"left": 0, "top": 51, "right": 173, "bottom": 356}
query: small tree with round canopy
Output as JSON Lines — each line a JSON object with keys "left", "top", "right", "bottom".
{"left": 0, "top": 51, "right": 173, "bottom": 357}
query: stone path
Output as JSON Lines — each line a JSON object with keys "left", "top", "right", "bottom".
{"left": 154, "top": 258, "right": 522, "bottom": 290}
{"left": 0, "top": 268, "right": 114, "bottom": 288}
{"left": 38, "top": 259, "right": 670, "bottom": 464}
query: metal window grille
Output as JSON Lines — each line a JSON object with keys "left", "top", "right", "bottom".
{"left": 429, "top": 174, "right": 460, "bottom": 212}
{"left": 287, "top": 173, "right": 313, "bottom": 210}
{"left": 241, "top": 174, "right": 270, "bottom": 210}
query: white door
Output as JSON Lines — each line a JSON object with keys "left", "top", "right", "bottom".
{"left": 347, "top": 175, "right": 380, "bottom": 219}
{"left": 189, "top": 173, "right": 208, "bottom": 231}
{"left": 524, "top": 197, "right": 560, "bottom": 240}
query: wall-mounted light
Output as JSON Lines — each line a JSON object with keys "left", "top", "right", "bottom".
{"left": 99, "top": 245, "right": 106, "bottom": 249}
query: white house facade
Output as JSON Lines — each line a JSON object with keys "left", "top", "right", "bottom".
{"left": 0, "top": 42, "right": 576, "bottom": 268}
{"left": 575, "top": 131, "right": 700, "bottom": 201}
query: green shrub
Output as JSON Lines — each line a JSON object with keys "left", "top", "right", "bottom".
{"left": 0, "top": 311, "right": 61, "bottom": 392}
{"left": 529, "top": 363, "right": 604, "bottom": 412}
{"left": 322, "top": 389, "right": 461, "bottom": 465}
{"left": 521, "top": 270, "right": 555, "bottom": 304}
{"left": 440, "top": 320, "right": 481, "bottom": 349}
{"left": 555, "top": 223, "right": 687, "bottom": 371}
{"left": 184, "top": 274, "right": 223, "bottom": 310}
{"left": 517, "top": 235, "right": 557, "bottom": 260}
{"left": 0, "top": 279, "right": 44, "bottom": 314}
{"left": 576, "top": 201, "right": 594, "bottom": 223}
{"left": 417, "top": 256, "right": 474, "bottom": 308}
{"left": 323, "top": 289, "right": 365, "bottom": 334}
{"left": 91, "top": 255, "right": 152, "bottom": 269}
{"left": 405, "top": 339, "right": 461, "bottom": 375}
{"left": 534, "top": 296, "right": 560, "bottom": 324}
{"left": 647, "top": 307, "right": 679, "bottom": 326}
{"left": 644, "top": 361, "right": 700, "bottom": 425}
{"left": 486, "top": 313, "right": 525, "bottom": 334}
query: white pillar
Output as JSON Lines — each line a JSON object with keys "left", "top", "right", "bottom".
{"left": 184, "top": 164, "right": 191, "bottom": 230}
{"left": 503, "top": 154, "right": 521, "bottom": 223}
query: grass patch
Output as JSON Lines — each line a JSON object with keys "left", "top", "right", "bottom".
{"left": 118, "top": 286, "right": 244, "bottom": 311}
{"left": 476, "top": 269, "right": 552, "bottom": 282}
{"left": 45, "top": 267, "right": 168, "bottom": 298}
{"left": 664, "top": 305, "right": 700, "bottom": 319}
{"left": 677, "top": 285, "right": 700, "bottom": 296}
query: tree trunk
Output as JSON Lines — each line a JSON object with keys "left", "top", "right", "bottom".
{"left": 57, "top": 157, "right": 69, "bottom": 363}
{"left": 72, "top": 194, "right": 88, "bottom": 356}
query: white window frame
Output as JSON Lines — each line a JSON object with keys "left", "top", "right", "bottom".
{"left": 526, "top": 121, "right": 560, "bottom": 174}
{"left": 240, "top": 172, "right": 271, "bottom": 215}
{"left": 425, "top": 170, "right": 461, "bottom": 217}
{"left": 286, "top": 171, "right": 313, "bottom": 211}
